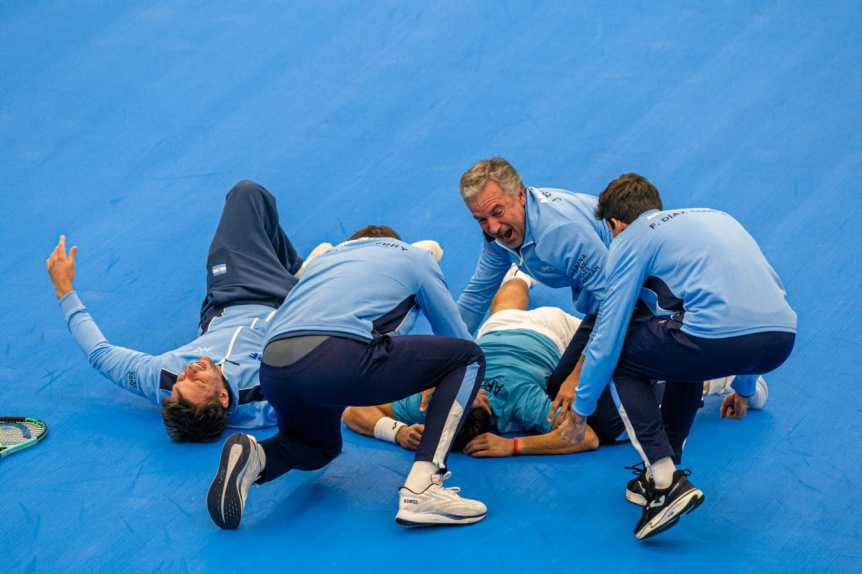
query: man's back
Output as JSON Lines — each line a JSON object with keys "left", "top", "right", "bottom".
{"left": 265, "top": 237, "right": 471, "bottom": 343}
{"left": 612, "top": 208, "right": 797, "bottom": 338}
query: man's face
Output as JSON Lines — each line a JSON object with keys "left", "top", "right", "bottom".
{"left": 466, "top": 180, "right": 527, "bottom": 249}
{"left": 170, "top": 357, "right": 228, "bottom": 408}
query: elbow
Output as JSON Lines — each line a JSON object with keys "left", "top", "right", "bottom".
{"left": 341, "top": 407, "right": 355, "bottom": 426}
{"left": 583, "top": 427, "right": 600, "bottom": 451}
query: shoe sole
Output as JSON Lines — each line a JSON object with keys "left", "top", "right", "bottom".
{"left": 395, "top": 509, "right": 486, "bottom": 527}
{"left": 636, "top": 489, "right": 704, "bottom": 540}
{"left": 207, "top": 434, "right": 250, "bottom": 530}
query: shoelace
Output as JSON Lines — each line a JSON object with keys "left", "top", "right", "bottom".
{"left": 624, "top": 461, "right": 646, "bottom": 477}
{"left": 431, "top": 471, "right": 462, "bottom": 494}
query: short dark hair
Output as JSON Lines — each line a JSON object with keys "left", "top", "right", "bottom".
{"left": 595, "top": 173, "right": 662, "bottom": 225}
{"left": 451, "top": 407, "right": 492, "bottom": 453}
{"left": 161, "top": 387, "right": 228, "bottom": 443}
{"left": 348, "top": 225, "right": 402, "bottom": 240}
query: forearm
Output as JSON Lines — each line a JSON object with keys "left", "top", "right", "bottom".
{"left": 341, "top": 406, "right": 386, "bottom": 437}
{"left": 516, "top": 425, "right": 599, "bottom": 455}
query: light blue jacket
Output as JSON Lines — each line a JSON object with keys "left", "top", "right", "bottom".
{"left": 575, "top": 208, "right": 797, "bottom": 416}
{"left": 60, "top": 292, "right": 277, "bottom": 428}
{"left": 457, "top": 187, "right": 613, "bottom": 332}
{"left": 265, "top": 237, "right": 472, "bottom": 343}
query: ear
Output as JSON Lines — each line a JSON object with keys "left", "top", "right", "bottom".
{"left": 219, "top": 388, "right": 230, "bottom": 409}
{"left": 609, "top": 219, "right": 629, "bottom": 237}
{"left": 518, "top": 186, "right": 526, "bottom": 207}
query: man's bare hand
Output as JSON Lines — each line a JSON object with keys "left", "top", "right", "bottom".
{"left": 720, "top": 392, "right": 750, "bottom": 420}
{"left": 395, "top": 424, "right": 424, "bottom": 450}
{"left": 471, "top": 389, "right": 493, "bottom": 415}
{"left": 419, "top": 388, "right": 435, "bottom": 413}
{"left": 558, "top": 410, "right": 588, "bottom": 444}
{"left": 548, "top": 356, "right": 583, "bottom": 422}
{"left": 46, "top": 235, "right": 77, "bottom": 300}
{"left": 463, "top": 432, "right": 513, "bottom": 458}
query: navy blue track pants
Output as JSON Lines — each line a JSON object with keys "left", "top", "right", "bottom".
{"left": 199, "top": 180, "right": 302, "bottom": 332}
{"left": 611, "top": 314, "right": 795, "bottom": 465}
{"left": 257, "top": 334, "right": 485, "bottom": 483}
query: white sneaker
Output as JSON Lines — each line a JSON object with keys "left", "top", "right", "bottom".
{"left": 207, "top": 433, "right": 266, "bottom": 529}
{"left": 295, "top": 242, "right": 333, "bottom": 279}
{"left": 395, "top": 472, "right": 487, "bottom": 527}
{"left": 502, "top": 263, "right": 537, "bottom": 288}
{"left": 748, "top": 376, "right": 769, "bottom": 409}
{"left": 411, "top": 240, "right": 444, "bottom": 262}
{"left": 705, "top": 376, "right": 735, "bottom": 396}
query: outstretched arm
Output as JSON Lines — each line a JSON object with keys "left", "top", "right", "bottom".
{"left": 46, "top": 236, "right": 166, "bottom": 406}
{"left": 342, "top": 405, "right": 425, "bottom": 451}
{"left": 46, "top": 235, "right": 78, "bottom": 299}
{"left": 462, "top": 423, "right": 599, "bottom": 457}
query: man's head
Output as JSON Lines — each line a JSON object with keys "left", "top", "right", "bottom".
{"left": 595, "top": 173, "right": 662, "bottom": 237}
{"left": 348, "top": 225, "right": 402, "bottom": 240}
{"left": 451, "top": 407, "right": 492, "bottom": 452}
{"left": 460, "top": 157, "right": 527, "bottom": 249}
{"left": 161, "top": 357, "right": 230, "bottom": 442}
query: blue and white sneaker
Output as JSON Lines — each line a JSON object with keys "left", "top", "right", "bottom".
{"left": 207, "top": 433, "right": 265, "bottom": 530}
{"left": 396, "top": 472, "right": 487, "bottom": 527}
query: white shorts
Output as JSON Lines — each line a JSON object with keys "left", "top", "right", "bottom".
{"left": 476, "top": 307, "right": 581, "bottom": 355}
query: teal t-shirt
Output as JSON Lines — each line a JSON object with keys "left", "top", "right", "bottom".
{"left": 390, "top": 329, "right": 561, "bottom": 434}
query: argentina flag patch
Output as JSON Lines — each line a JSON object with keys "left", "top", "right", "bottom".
{"left": 212, "top": 263, "right": 227, "bottom": 276}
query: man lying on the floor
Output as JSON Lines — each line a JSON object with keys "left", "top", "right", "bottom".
{"left": 46, "top": 179, "right": 444, "bottom": 443}
{"left": 344, "top": 267, "right": 612, "bottom": 457}
{"left": 343, "top": 267, "right": 770, "bottom": 457}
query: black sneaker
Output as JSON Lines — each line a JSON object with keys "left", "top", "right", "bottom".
{"left": 207, "top": 433, "right": 265, "bottom": 530}
{"left": 625, "top": 462, "right": 648, "bottom": 506}
{"left": 634, "top": 469, "right": 704, "bottom": 540}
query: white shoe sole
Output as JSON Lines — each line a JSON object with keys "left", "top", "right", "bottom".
{"left": 395, "top": 509, "right": 486, "bottom": 527}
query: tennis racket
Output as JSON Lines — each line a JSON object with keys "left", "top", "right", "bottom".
{"left": 0, "top": 417, "right": 48, "bottom": 459}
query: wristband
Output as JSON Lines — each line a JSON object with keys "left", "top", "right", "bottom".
{"left": 513, "top": 437, "right": 520, "bottom": 456}
{"left": 373, "top": 416, "right": 406, "bottom": 444}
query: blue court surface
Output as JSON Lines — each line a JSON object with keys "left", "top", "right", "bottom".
{"left": 2, "top": 2, "right": 860, "bottom": 572}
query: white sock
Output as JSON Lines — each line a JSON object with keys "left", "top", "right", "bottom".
{"left": 649, "top": 457, "right": 676, "bottom": 490}
{"left": 404, "top": 461, "right": 439, "bottom": 492}
{"left": 411, "top": 240, "right": 444, "bottom": 262}
{"left": 502, "top": 264, "right": 537, "bottom": 288}
{"left": 248, "top": 435, "right": 266, "bottom": 482}
{"left": 295, "top": 242, "right": 333, "bottom": 279}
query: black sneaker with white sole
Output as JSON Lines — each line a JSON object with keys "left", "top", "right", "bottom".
{"left": 625, "top": 461, "right": 649, "bottom": 506}
{"left": 634, "top": 469, "right": 704, "bottom": 540}
{"left": 207, "top": 433, "right": 264, "bottom": 530}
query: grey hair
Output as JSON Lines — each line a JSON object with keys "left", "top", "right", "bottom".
{"left": 459, "top": 157, "right": 524, "bottom": 201}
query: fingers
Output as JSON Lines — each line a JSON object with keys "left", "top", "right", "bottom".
{"left": 68, "top": 245, "right": 78, "bottom": 265}
{"left": 473, "top": 390, "right": 492, "bottom": 415}
{"left": 547, "top": 397, "right": 561, "bottom": 422}
{"left": 463, "top": 434, "right": 490, "bottom": 457}
{"left": 419, "top": 389, "right": 433, "bottom": 412}
{"left": 720, "top": 395, "right": 734, "bottom": 419}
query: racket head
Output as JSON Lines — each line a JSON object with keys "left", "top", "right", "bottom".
{"left": 0, "top": 417, "right": 48, "bottom": 458}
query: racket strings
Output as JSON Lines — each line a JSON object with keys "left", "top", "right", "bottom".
{"left": 0, "top": 421, "right": 46, "bottom": 446}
